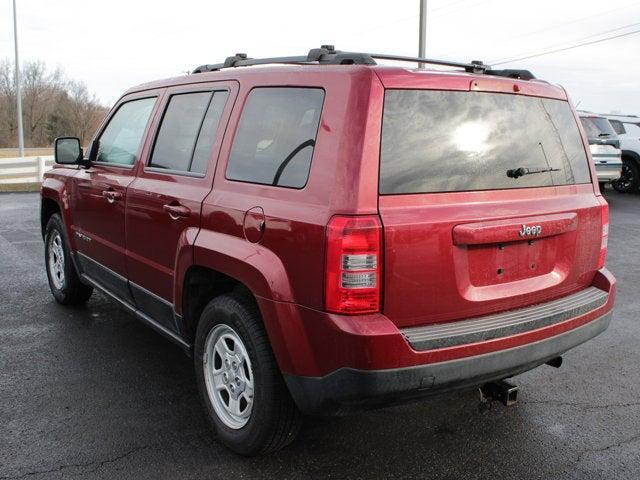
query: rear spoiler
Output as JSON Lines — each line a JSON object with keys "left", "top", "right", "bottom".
{"left": 484, "top": 69, "right": 536, "bottom": 81}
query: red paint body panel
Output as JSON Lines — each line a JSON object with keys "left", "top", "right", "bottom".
{"left": 67, "top": 89, "right": 164, "bottom": 279}
{"left": 125, "top": 81, "right": 238, "bottom": 303}
{"left": 379, "top": 185, "right": 602, "bottom": 327}
{"left": 41, "top": 64, "right": 616, "bottom": 384}
{"left": 259, "top": 269, "right": 614, "bottom": 377}
{"left": 70, "top": 164, "right": 136, "bottom": 276}
{"left": 374, "top": 67, "right": 567, "bottom": 100}
{"left": 41, "top": 168, "right": 80, "bottom": 250}
{"left": 196, "top": 67, "right": 384, "bottom": 311}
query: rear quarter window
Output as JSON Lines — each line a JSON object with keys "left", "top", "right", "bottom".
{"left": 580, "top": 116, "right": 616, "bottom": 140}
{"left": 609, "top": 120, "right": 626, "bottom": 135}
{"left": 226, "top": 87, "right": 324, "bottom": 189}
{"left": 380, "top": 90, "right": 591, "bottom": 194}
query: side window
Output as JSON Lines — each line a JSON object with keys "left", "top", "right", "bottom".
{"left": 191, "top": 91, "right": 229, "bottom": 174}
{"left": 149, "top": 90, "right": 228, "bottom": 174}
{"left": 580, "top": 118, "right": 600, "bottom": 139}
{"left": 609, "top": 120, "right": 625, "bottom": 135}
{"left": 226, "top": 88, "right": 324, "bottom": 188}
{"left": 97, "top": 97, "right": 156, "bottom": 166}
{"left": 623, "top": 123, "right": 640, "bottom": 136}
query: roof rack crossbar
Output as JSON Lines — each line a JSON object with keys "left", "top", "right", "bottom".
{"left": 192, "top": 46, "right": 533, "bottom": 79}
{"left": 193, "top": 46, "right": 378, "bottom": 73}
{"left": 368, "top": 53, "right": 487, "bottom": 72}
{"left": 230, "top": 55, "right": 313, "bottom": 67}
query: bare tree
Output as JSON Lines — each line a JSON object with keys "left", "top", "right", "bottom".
{"left": 21, "top": 61, "right": 66, "bottom": 146}
{"left": 0, "top": 58, "right": 107, "bottom": 148}
{"left": 64, "top": 81, "right": 106, "bottom": 144}
{"left": 0, "top": 59, "right": 17, "bottom": 147}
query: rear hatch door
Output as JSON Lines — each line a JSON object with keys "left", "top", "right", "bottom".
{"left": 376, "top": 76, "right": 602, "bottom": 328}
{"left": 579, "top": 116, "right": 622, "bottom": 166}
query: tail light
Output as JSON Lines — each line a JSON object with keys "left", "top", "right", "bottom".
{"left": 325, "top": 215, "right": 382, "bottom": 314}
{"left": 597, "top": 197, "right": 609, "bottom": 269}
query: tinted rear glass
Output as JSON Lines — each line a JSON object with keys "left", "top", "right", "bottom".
{"left": 580, "top": 116, "right": 616, "bottom": 140}
{"left": 150, "top": 92, "right": 211, "bottom": 172}
{"left": 226, "top": 88, "right": 324, "bottom": 188}
{"left": 609, "top": 119, "right": 625, "bottom": 135}
{"left": 190, "top": 91, "right": 229, "bottom": 174}
{"left": 380, "top": 90, "right": 591, "bottom": 194}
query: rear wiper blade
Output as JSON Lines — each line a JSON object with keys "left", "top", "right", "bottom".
{"left": 506, "top": 167, "right": 560, "bottom": 179}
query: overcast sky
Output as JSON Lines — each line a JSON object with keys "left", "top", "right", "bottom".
{"left": 2, "top": 0, "right": 639, "bottom": 113}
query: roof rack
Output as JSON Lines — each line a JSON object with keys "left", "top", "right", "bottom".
{"left": 602, "top": 113, "right": 639, "bottom": 118}
{"left": 192, "top": 45, "right": 536, "bottom": 80}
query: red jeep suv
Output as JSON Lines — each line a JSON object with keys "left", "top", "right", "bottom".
{"left": 41, "top": 46, "right": 616, "bottom": 455}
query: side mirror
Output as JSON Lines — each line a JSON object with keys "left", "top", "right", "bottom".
{"left": 54, "top": 137, "right": 83, "bottom": 164}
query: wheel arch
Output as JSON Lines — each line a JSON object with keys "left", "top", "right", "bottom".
{"left": 177, "top": 231, "right": 296, "bottom": 371}
{"left": 41, "top": 178, "right": 73, "bottom": 242}
{"left": 175, "top": 230, "right": 293, "bottom": 318}
{"left": 180, "top": 265, "right": 251, "bottom": 342}
{"left": 40, "top": 196, "right": 61, "bottom": 238}
{"left": 621, "top": 149, "right": 640, "bottom": 165}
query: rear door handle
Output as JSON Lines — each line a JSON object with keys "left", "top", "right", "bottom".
{"left": 102, "top": 189, "right": 122, "bottom": 203}
{"left": 163, "top": 203, "right": 190, "bottom": 220}
{"left": 452, "top": 212, "right": 578, "bottom": 245}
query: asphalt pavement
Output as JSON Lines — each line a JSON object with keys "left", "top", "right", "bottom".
{"left": 1, "top": 189, "right": 639, "bottom": 479}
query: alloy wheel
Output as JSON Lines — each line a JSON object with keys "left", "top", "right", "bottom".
{"left": 203, "top": 324, "right": 255, "bottom": 429}
{"left": 48, "top": 232, "right": 65, "bottom": 290}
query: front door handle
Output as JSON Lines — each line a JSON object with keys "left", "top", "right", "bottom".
{"left": 163, "top": 203, "right": 190, "bottom": 220}
{"left": 102, "top": 189, "right": 122, "bottom": 203}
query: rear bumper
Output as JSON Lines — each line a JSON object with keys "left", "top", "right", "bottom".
{"left": 285, "top": 310, "right": 611, "bottom": 414}
{"left": 260, "top": 269, "right": 616, "bottom": 415}
{"left": 595, "top": 164, "right": 622, "bottom": 181}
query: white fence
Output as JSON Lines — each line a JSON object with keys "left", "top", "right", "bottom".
{"left": 0, "top": 156, "right": 54, "bottom": 184}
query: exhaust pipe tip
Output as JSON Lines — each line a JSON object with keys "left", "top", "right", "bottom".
{"left": 480, "top": 380, "right": 518, "bottom": 406}
{"left": 546, "top": 356, "right": 563, "bottom": 368}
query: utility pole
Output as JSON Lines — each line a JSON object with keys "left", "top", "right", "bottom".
{"left": 418, "top": 0, "right": 427, "bottom": 68}
{"left": 13, "top": 0, "right": 25, "bottom": 158}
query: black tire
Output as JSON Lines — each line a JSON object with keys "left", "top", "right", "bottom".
{"left": 599, "top": 181, "right": 607, "bottom": 192}
{"left": 194, "top": 291, "right": 301, "bottom": 456}
{"left": 44, "top": 213, "right": 93, "bottom": 305}
{"left": 612, "top": 158, "right": 640, "bottom": 193}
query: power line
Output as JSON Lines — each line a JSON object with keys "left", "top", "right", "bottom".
{"left": 492, "top": 28, "right": 640, "bottom": 65}
{"left": 491, "top": 21, "right": 640, "bottom": 64}
{"left": 498, "top": 1, "right": 640, "bottom": 42}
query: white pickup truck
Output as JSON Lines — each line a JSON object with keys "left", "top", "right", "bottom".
{"left": 603, "top": 114, "right": 640, "bottom": 193}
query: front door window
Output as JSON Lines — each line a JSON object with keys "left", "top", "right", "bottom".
{"left": 97, "top": 97, "right": 156, "bottom": 165}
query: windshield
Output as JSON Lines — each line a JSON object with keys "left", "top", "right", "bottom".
{"left": 379, "top": 90, "right": 591, "bottom": 194}
{"left": 579, "top": 116, "right": 616, "bottom": 140}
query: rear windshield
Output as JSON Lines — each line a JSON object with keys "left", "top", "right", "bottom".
{"left": 579, "top": 116, "right": 616, "bottom": 140}
{"left": 379, "top": 90, "right": 591, "bottom": 194}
